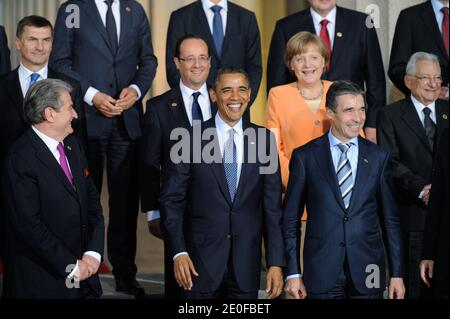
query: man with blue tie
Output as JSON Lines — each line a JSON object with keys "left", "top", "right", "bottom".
{"left": 1, "top": 79, "right": 104, "bottom": 298}
{"left": 283, "top": 80, "right": 405, "bottom": 299}
{"left": 51, "top": 0, "right": 157, "bottom": 297}
{"left": 165, "top": 0, "right": 262, "bottom": 120}
{"left": 160, "top": 68, "right": 284, "bottom": 299}
{"left": 141, "top": 35, "right": 216, "bottom": 298}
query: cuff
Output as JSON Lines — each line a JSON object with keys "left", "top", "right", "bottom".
{"left": 173, "top": 252, "right": 188, "bottom": 261}
{"left": 84, "top": 87, "right": 99, "bottom": 106}
{"left": 83, "top": 251, "right": 101, "bottom": 263}
{"left": 129, "top": 84, "right": 142, "bottom": 100}
{"left": 147, "top": 210, "right": 161, "bottom": 221}
{"left": 286, "top": 274, "right": 302, "bottom": 281}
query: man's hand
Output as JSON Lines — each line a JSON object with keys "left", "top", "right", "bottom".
{"left": 439, "top": 86, "right": 449, "bottom": 100}
{"left": 174, "top": 254, "right": 198, "bottom": 290}
{"left": 92, "top": 92, "right": 122, "bottom": 117}
{"left": 284, "top": 277, "right": 307, "bottom": 299}
{"left": 265, "top": 266, "right": 283, "bottom": 299}
{"left": 116, "top": 87, "right": 138, "bottom": 110}
{"left": 364, "top": 127, "right": 377, "bottom": 144}
{"left": 75, "top": 259, "right": 90, "bottom": 281}
{"left": 388, "top": 277, "right": 405, "bottom": 299}
{"left": 82, "top": 255, "right": 101, "bottom": 277}
{"left": 147, "top": 218, "right": 163, "bottom": 240}
{"left": 420, "top": 260, "right": 434, "bottom": 287}
{"left": 421, "top": 184, "right": 432, "bottom": 206}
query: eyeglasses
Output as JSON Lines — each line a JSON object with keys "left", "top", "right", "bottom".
{"left": 178, "top": 55, "right": 210, "bottom": 65}
{"left": 413, "top": 75, "right": 443, "bottom": 84}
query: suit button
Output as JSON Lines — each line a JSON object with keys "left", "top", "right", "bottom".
{"left": 227, "top": 235, "right": 231, "bottom": 239}
{"left": 344, "top": 216, "right": 349, "bottom": 222}
{"left": 109, "top": 84, "right": 113, "bottom": 88}
{"left": 340, "top": 242, "right": 346, "bottom": 247}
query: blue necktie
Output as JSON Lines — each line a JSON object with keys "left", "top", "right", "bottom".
{"left": 105, "top": 0, "right": 118, "bottom": 54}
{"left": 337, "top": 143, "right": 353, "bottom": 210}
{"left": 223, "top": 129, "right": 237, "bottom": 201}
{"left": 211, "top": 5, "right": 224, "bottom": 56}
{"left": 29, "top": 73, "right": 40, "bottom": 90}
{"left": 191, "top": 92, "right": 203, "bottom": 124}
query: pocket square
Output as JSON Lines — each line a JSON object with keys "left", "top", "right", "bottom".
{"left": 83, "top": 168, "right": 89, "bottom": 177}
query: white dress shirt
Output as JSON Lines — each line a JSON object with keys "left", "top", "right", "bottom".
{"left": 431, "top": 0, "right": 449, "bottom": 33}
{"left": 310, "top": 6, "right": 337, "bottom": 48}
{"left": 201, "top": 0, "right": 228, "bottom": 35}
{"left": 411, "top": 95, "right": 437, "bottom": 126}
{"left": 84, "top": 0, "right": 141, "bottom": 106}
{"left": 31, "top": 126, "right": 101, "bottom": 279}
{"left": 18, "top": 63, "right": 48, "bottom": 97}
{"left": 172, "top": 113, "right": 244, "bottom": 261}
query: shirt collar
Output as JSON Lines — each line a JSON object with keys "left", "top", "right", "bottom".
{"left": 215, "top": 112, "right": 243, "bottom": 137}
{"left": 96, "top": 0, "right": 119, "bottom": 6}
{"left": 19, "top": 63, "right": 48, "bottom": 80}
{"left": 179, "top": 80, "right": 209, "bottom": 100}
{"left": 431, "top": 0, "right": 449, "bottom": 16}
{"left": 32, "top": 125, "right": 61, "bottom": 153}
{"left": 310, "top": 6, "right": 337, "bottom": 25}
{"left": 328, "top": 128, "right": 359, "bottom": 149}
{"left": 410, "top": 95, "right": 436, "bottom": 115}
{"left": 202, "top": 0, "right": 228, "bottom": 12}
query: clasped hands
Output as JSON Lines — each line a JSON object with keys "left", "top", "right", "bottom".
{"left": 73, "top": 255, "right": 101, "bottom": 282}
{"left": 93, "top": 87, "right": 138, "bottom": 118}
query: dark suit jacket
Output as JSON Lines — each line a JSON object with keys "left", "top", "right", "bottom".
{"left": 50, "top": 0, "right": 157, "bottom": 140}
{"left": 1, "top": 130, "right": 104, "bottom": 299}
{"left": 165, "top": 0, "right": 262, "bottom": 110}
{"left": 141, "top": 86, "right": 216, "bottom": 212}
{"left": 283, "top": 134, "right": 404, "bottom": 294}
{"left": 389, "top": 1, "right": 449, "bottom": 95}
{"left": 0, "top": 25, "right": 11, "bottom": 76}
{"left": 267, "top": 6, "right": 385, "bottom": 128}
{"left": 160, "top": 119, "right": 285, "bottom": 293}
{"left": 422, "top": 126, "right": 449, "bottom": 296}
{"left": 377, "top": 98, "right": 449, "bottom": 232}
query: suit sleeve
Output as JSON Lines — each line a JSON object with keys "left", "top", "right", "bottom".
{"left": 266, "top": 21, "right": 289, "bottom": 94}
{"left": 378, "top": 152, "right": 404, "bottom": 278}
{"left": 264, "top": 88, "right": 291, "bottom": 190}
{"left": 0, "top": 26, "right": 11, "bottom": 76}
{"left": 262, "top": 131, "right": 285, "bottom": 268}
{"left": 388, "top": 10, "right": 411, "bottom": 95}
{"left": 141, "top": 101, "right": 162, "bottom": 212}
{"left": 282, "top": 149, "right": 307, "bottom": 276}
{"left": 245, "top": 12, "right": 262, "bottom": 105}
{"left": 70, "top": 80, "right": 88, "bottom": 150}
{"left": 165, "top": 11, "right": 183, "bottom": 88}
{"left": 2, "top": 153, "right": 77, "bottom": 278}
{"left": 159, "top": 158, "right": 190, "bottom": 258}
{"left": 363, "top": 20, "right": 386, "bottom": 128}
{"left": 377, "top": 109, "right": 428, "bottom": 201}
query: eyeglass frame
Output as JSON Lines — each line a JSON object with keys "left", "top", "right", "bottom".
{"left": 177, "top": 55, "right": 211, "bottom": 64}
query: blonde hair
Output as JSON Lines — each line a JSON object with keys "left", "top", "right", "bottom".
{"left": 284, "top": 31, "right": 329, "bottom": 70}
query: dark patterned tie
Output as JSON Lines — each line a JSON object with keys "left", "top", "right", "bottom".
{"left": 105, "top": 0, "right": 118, "bottom": 54}
{"left": 211, "top": 5, "right": 224, "bottom": 56}
{"left": 337, "top": 143, "right": 353, "bottom": 210}
{"left": 423, "top": 107, "right": 436, "bottom": 150}
{"left": 223, "top": 129, "right": 237, "bottom": 201}
{"left": 191, "top": 92, "right": 203, "bottom": 124}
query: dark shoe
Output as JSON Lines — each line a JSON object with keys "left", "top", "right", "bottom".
{"left": 115, "top": 278, "right": 146, "bottom": 298}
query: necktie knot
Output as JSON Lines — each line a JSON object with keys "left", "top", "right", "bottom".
{"left": 442, "top": 7, "right": 449, "bottom": 16}
{"left": 211, "top": 5, "right": 222, "bottom": 14}
{"left": 105, "top": 0, "right": 113, "bottom": 7}
{"left": 320, "top": 19, "right": 329, "bottom": 27}
{"left": 423, "top": 107, "right": 432, "bottom": 117}
{"left": 57, "top": 142, "right": 74, "bottom": 186}
{"left": 29, "top": 73, "right": 40, "bottom": 89}
{"left": 192, "top": 91, "right": 201, "bottom": 101}
{"left": 337, "top": 143, "right": 351, "bottom": 154}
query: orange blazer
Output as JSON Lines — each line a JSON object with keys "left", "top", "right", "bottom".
{"left": 265, "top": 81, "right": 333, "bottom": 190}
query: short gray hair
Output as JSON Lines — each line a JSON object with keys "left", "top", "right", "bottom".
{"left": 406, "top": 52, "right": 441, "bottom": 76}
{"left": 23, "top": 78, "right": 72, "bottom": 125}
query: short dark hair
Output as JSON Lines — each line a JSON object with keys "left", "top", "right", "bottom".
{"left": 212, "top": 67, "right": 250, "bottom": 89}
{"left": 325, "top": 80, "right": 366, "bottom": 113}
{"left": 174, "top": 35, "right": 211, "bottom": 58}
{"left": 16, "top": 15, "right": 53, "bottom": 38}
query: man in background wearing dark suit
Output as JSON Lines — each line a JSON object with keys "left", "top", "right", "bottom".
{"left": 389, "top": 0, "right": 449, "bottom": 99}
{"left": 160, "top": 68, "right": 284, "bottom": 299}
{"left": 51, "top": 0, "right": 158, "bottom": 297}
{"left": 0, "top": 15, "right": 87, "bottom": 263}
{"left": 2, "top": 79, "right": 104, "bottom": 299}
{"left": 378, "top": 52, "right": 449, "bottom": 298}
{"left": 165, "top": 0, "right": 262, "bottom": 120}
{"left": 284, "top": 80, "right": 404, "bottom": 299}
{"left": 0, "top": 25, "right": 11, "bottom": 76}
{"left": 267, "top": 0, "right": 385, "bottom": 143}
{"left": 141, "top": 35, "right": 216, "bottom": 298}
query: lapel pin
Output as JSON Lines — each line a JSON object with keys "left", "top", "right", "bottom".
{"left": 336, "top": 32, "right": 343, "bottom": 38}
{"left": 363, "top": 158, "right": 369, "bottom": 164}
{"left": 126, "top": 6, "right": 131, "bottom": 12}
{"left": 443, "top": 114, "right": 448, "bottom": 120}
{"left": 171, "top": 102, "right": 177, "bottom": 107}
{"left": 67, "top": 145, "right": 72, "bottom": 151}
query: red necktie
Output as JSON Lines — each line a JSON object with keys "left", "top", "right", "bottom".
{"left": 442, "top": 7, "right": 449, "bottom": 57}
{"left": 320, "top": 19, "right": 332, "bottom": 71}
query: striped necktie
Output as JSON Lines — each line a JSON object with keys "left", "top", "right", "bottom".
{"left": 337, "top": 143, "right": 353, "bottom": 210}
{"left": 223, "top": 128, "right": 237, "bottom": 201}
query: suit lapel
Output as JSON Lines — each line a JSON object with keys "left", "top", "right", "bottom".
{"left": 30, "top": 130, "right": 79, "bottom": 200}
{"left": 168, "top": 88, "right": 191, "bottom": 128}
{"left": 233, "top": 122, "right": 254, "bottom": 205}
{"left": 82, "top": 0, "right": 114, "bottom": 54}
{"left": 194, "top": 1, "right": 220, "bottom": 60}
{"left": 221, "top": 4, "right": 237, "bottom": 60}
{"left": 5, "top": 69, "right": 24, "bottom": 118}
{"left": 313, "top": 135, "right": 346, "bottom": 212}
{"left": 421, "top": 2, "right": 448, "bottom": 59}
{"left": 118, "top": 0, "right": 132, "bottom": 56}
{"left": 64, "top": 138, "right": 84, "bottom": 204}
{"left": 401, "top": 99, "right": 433, "bottom": 153}
{"left": 346, "top": 137, "right": 371, "bottom": 212}
{"left": 329, "top": 7, "right": 350, "bottom": 74}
